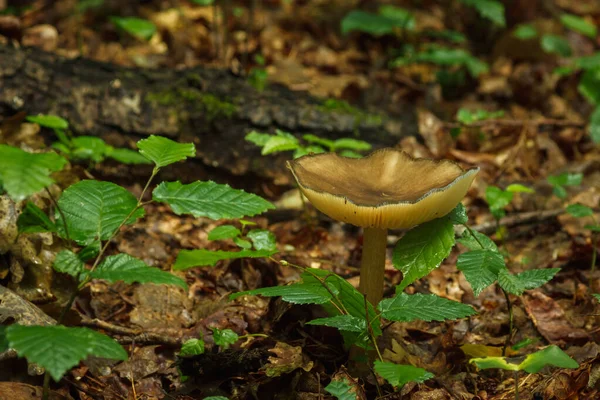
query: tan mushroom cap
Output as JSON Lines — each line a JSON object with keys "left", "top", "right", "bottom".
{"left": 287, "top": 148, "right": 478, "bottom": 229}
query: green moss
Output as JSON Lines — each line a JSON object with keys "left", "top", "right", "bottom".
{"left": 145, "top": 88, "right": 237, "bottom": 121}
{"left": 318, "top": 98, "right": 383, "bottom": 129}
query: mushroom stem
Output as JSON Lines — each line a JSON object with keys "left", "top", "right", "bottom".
{"left": 359, "top": 227, "right": 388, "bottom": 306}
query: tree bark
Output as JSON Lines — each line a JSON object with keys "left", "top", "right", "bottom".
{"left": 0, "top": 44, "right": 414, "bottom": 186}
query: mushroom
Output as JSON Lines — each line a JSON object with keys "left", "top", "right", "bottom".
{"left": 287, "top": 148, "right": 478, "bottom": 305}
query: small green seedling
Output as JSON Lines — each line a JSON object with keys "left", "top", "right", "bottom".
{"left": 547, "top": 172, "right": 583, "bottom": 199}
{"left": 248, "top": 54, "right": 268, "bottom": 91}
{"left": 458, "top": 0, "right": 505, "bottom": 27}
{"left": 471, "top": 345, "right": 578, "bottom": 399}
{"left": 341, "top": 5, "right": 415, "bottom": 37}
{"left": 245, "top": 129, "right": 372, "bottom": 159}
{"left": 391, "top": 45, "right": 489, "bottom": 78}
{"left": 208, "top": 221, "right": 276, "bottom": 252}
{"left": 485, "top": 184, "right": 534, "bottom": 241}
{"left": 452, "top": 108, "right": 505, "bottom": 139}
{"left": 26, "top": 114, "right": 150, "bottom": 165}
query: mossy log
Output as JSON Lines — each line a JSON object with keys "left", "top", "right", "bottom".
{"left": 0, "top": 44, "right": 413, "bottom": 187}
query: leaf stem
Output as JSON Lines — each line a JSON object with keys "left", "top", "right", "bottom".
{"left": 501, "top": 288, "right": 514, "bottom": 357}
{"left": 45, "top": 187, "right": 70, "bottom": 243}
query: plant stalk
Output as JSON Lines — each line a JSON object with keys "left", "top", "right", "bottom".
{"left": 502, "top": 288, "right": 514, "bottom": 357}
{"left": 359, "top": 227, "right": 388, "bottom": 306}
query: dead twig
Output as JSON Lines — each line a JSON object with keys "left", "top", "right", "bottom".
{"left": 80, "top": 318, "right": 183, "bottom": 347}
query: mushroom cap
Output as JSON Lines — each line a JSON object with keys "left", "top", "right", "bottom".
{"left": 287, "top": 148, "right": 478, "bottom": 229}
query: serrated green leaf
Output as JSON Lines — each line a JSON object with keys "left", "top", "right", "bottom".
{"left": 211, "top": 328, "right": 239, "bottom": 350}
{"left": 471, "top": 356, "right": 519, "bottom": 371}
{"left": 566, "top": 203, "right": 593, "bottom": 218}
{"left": 53, "top": 250, "right": 85, "bottom": 278}
{"left": 179, "top": 338, "right": 205, "bottom": 356}
{"left": 579, "top": 68, "right": 600, "bottom": 105}
{"left": 0, "top": 146, "right": 67, "bottom": 201}
{"left": 247, "top": 229, "right": 277, "bottom": 251}
{"left": 519, "top": 345, "right": 579, "bottom": 373}
{"left": 560, "top": 13, "right": 597, "bottom": 39}
{"left": 79, "top": 241, "right": 100, "bottom": 262}
{"left": 17, "top": 202, "right": 56, "bottom": 233}
{"left": 374, "top": 361, "right": 434, "bottom": 388}
{"left": 208, "top": 225, "right": 241, "bottom": 240}
{"left": 447, "top": 203, "right": 468, "bottom": 225}
{"left": 230, "top": 281, "right": 334, "bottom": 305}
{"left": 174, "top": 249, "right": 275, "bottom": 270}
{"left": 110, "top": 16, "right": 156, "bottom": 40}
{"left": 457, "top": 229, "right": 498, "bottom": 252}
{"left": 394, "top": 217, "right": 455, "bottom": 291}
{"left": 106, "top": 148, "right": 152, "bottom": 165}
{"left": 590, "top": 107, "right": 600, "bottom": 144}
{"left": 56, "top": 180, "right": 144, "bottom": 245}
{"left": 306, "top": 315, "right": 366, "bottom": 332}
{"left": 457, "top": 249, "right": 506, "bottom": 296}
{"left": 541, "top": 34, "right": 572, "bottom": 57}
{"left": 378, "top": 293, "right": 476, "bottom": 322}
{"left": 332, "top": 138, "right": 371, "bottom": 152}
{"left": 325, "top": 378, "right": 357, "bottom": 400}
{"left": 136, "top": 136, "right": 195, "bottom": 168}
{"left": 459, "top": 0, "right": 505, "bottom": 26}
{"left": 89, "top": 254, "right": 187, "bottom": 289}
{"left": 515, "top": 268, "right": 560, "bottom": 290}
{"left": 498, "top": 269, "right": 525, "bottom": 295}
{"left": 153, "top": 181, "right": 274, "bottom": 219}
{"left": 513, "top": 24, "right": 538, "bottom": 40}
{"left": 261, "top": 135, "right": 299, "bottom": 155}
{"left": 6, "top": 325, "right": 127, "bottom": 381}
{"left": 26, "top": 114, "right": 69, "bottom": 130}
{"left": 506, "top": 184, "right": 534, "bottom": 193}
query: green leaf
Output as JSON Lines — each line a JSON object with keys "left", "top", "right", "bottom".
{"left": 56, "top": 180, "right": 144, "bottom": 245}
{"left": 498, "top": 269, "right": 525, "bottom": 295}
{"left": 566, "top": 203, "right": 594, "bottom": 218}
{"left": 136, "top": 136, "right": 195, "bottom": 168}
{"left": 392, "top": 48, "right": 489, "bottom": 77}
{"left": 457, "top": 249, "right": 506, "bottom": 296}
{"left": 245, "top": 131, "right": 272, "bottom": 147}
{"left": 324, "top": 379, "right": 356, "bottom": 400}
{"left": 378, "top": 5, "right": 415, "bottom": 30}
{"left": 378, "top": 293, "right": 476, "bottom": 322}
{"left": 485, "top": 186, "right": 513, "bottom": 212}
{"left": 341, "top": 10, "right": 403, "bottom": 36}
{"left": 585, "top": 224, "right": 600, "bottom": 232}
{"left": 560, "top": 14, "right": 597, "bottom": 39}
{"left": 261, "top": 135, "right": 299, "bottom": 155}
{"left": 547, "top": 173, "right": 583, "bottom": 188}
{"left": 519, "top": 345, "right": 579, "bottom": 373}
{"left": 471, "top": 356, "right": 519, "bottom": 371}
{"left": 506, "top": 184, "right": 534, "bottom": 194}
{"left": 233, "top": 237, "right": 252, "bottom": 249}
{"left": 174, "top": 249, "right": 275, "bottom": 270}
{"left": 394, "top": 217, "right": 455, "bottom": 291}
{"left": 79, "top": 241, "right": 100, "bottom": 262}
{"left": 0, "top": 146, "right": 67, "bottom": 201}
{"left": 191, "top": 0, "right": 215, "bottom": 5}
{"left": 106, "top": 148, "right": 152, "bottom": 165}
{"left": 541, "top": 34, "right": 572, "bottom": 57}
{"left": 459, "top": 0, "right": 505, "bottom": 26}
{"left": 230, "top": 280, "right": 334, "bottom": 305}
{"left": 457, "top": 109, "right": 504, "bottom": 124}
{"left": 247, "top": 229, "right": 277, "bottom": 251}
{"left": 590, "top": 107, "right": 600, "bottom": 144}
{"left": 153, "top": 181, "right": 275, "bottom": 219}
{"left": 302, "top": 134, "right": 335, "bottom": 150}
{"left": 211, "top": 328, "right": 239, "bottom": 350}
{"left": 26, "top": 114, "right": 69, "bottom": 130}
{"left": 332, "top": 138, "right": 372, "bottom": 152}
{"left": 208, "top": 225, "right": 241, "bottom": 240}
{"left": 17, "top": 202, "right": 56, "bottom": 233}
{"left": 458, "top": 229, "right": 498, "bottom": 252}
{"left": 179, "top": 338, "right": 205, "bottom": 356}
{"left": 593, "top": 293, "right": 600, "bottom": 302}
{"left": 90, "top": 254, "right": 187, "bottom": 289}
{"left": 110, "top": 16, "right": 156, "bottom": 40}
{"left": 69, "top": 136, "right": 109, "bottom": 162}
{"left": 579, "top": 69, "right": 600, "bottom": 105}
{"left": 374, "top": 361, "right": 434, "bottom": 388}
{"left": 575, "top": 53, "right": 600, "bottom": 70}
{"left": 53, "top": 250, "right": 85, "bottom": 278}
{"left": 515, "top": 268, "right": 560, "bottom": 290}
{"left": 447, "top": 203, "right": 468, "bottom": 225}
{"left": 513, "top": 24, "right": 538, "bottom": 40}
{"left": 306, "top": 315, "right": 366, "bottom": 332}
{"left": 6, "top": 325, "right": 127, "bottom": 381}
{"left": 338, "top": 150, "right": 363, "bottom": 158}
